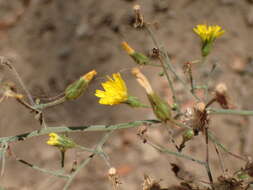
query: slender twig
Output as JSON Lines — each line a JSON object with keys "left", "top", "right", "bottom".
{"left": 146, "top": 138, "right": 206, "bottom": 165}
{"left": 208, "top": 131, "right": 247, "bottom": 162}
{"left": 16, "top": 157, "right": 69, "bottom": 178}
{"left": 0, "top": 120, "right": 161, "bottom": 144}
{"left": 144, "top": 25, "right": 200, "bottom": 101}
{"left": 204, "top": 127, "right": 214, "bottom": 188}
{"left": 158, "top": 55, "right": 178, "bottom": 109}
{"left": 214, "top": 144, "right": 225, "bottom": 175}
{"left": 0, "top": 57, "right": 35, "bottom": 105}
{"left": 0, "top": 142, "right": 8, "bottom": 176}
{"left": 33, "top": 96, "right": 67, "bottom": 110}
{"left": 207, "top": 108, "right": 253, "bottom": 116}
{"left": 63, "top": 131, "right": 113, "bottom": 190}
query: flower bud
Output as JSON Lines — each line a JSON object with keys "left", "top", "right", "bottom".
{"left": 147, "top": 93, "right": 171, "bottom": 122}
{"left": 65, "top": 70, "right": 97, "bottom": 100}
{"left": 183, "top": 129, "right": 194, "bottom": 142}
{"left": 132, "top": 68, "right": 171, "bottom": 121}
{"left": 47, "top": 133, "right": 76, "bottom": 151}
{"left": 125, "top": 95, "right": 149, "bottom": 108}
{"left": 122, "top": 42, "right": 150, "bottom": 65}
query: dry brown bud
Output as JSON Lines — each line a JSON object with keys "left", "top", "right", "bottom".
{"left": 133, "top": 4, "right": 144, "bottom": 28}
{"left": 214, "top": 83, "right": 230, "bottom": 109}
{"left": 132, "top": 68, "right": 153, "bottom": 94}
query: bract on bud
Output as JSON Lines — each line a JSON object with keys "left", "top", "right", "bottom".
{"left": 147, "top": 93, "right": 171, "bottom": 122}
{"left": 65, "top": 70, "right": 97, "bottom": 100}
{"left": 183, "top": 129, "right": 194, "bottom": 142}
{"left": 47, "top": 133, "right": 76, "bottom": 151}
{"left": 122, "top": 41, "right": 150, "bottom": 65}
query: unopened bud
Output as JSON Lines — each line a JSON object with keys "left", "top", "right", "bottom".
{"left": 147, "top": 93, "right": 171, "bottom": 122}
{"left": 132, "top": 68, "right": 153, "bottom": 94}
{"left": 121, "top": 41, "right": 135, "bottom": 55}
{"left": 183, "top": 129, "right": 194, "bottom": 142}
{"left": 125, "top": 95, "right": 149, "bottom": 108}
{"left": 122, "top": 42, "right": 150, "bottom": 65}
{"left": 47, "top": 133, "right": 76, "bottom": 151}
{"left": 65, "top": 70, "right": 97, "bottom": 100}
{"left": 132, "top": 68, "right": 171, "bottom": 121}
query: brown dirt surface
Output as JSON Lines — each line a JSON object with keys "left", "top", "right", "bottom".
{"left": 0, "top": 0, "right": 253, "bottom": 189}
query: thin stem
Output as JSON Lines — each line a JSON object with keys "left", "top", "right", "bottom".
{"left": 158, "top": 56, "right": 178, "bottom": 109}
{"left": 16, "top": 157, "right": 69, "bottom": 178}
{"left": 208, "top": 131, "right": 247, "bottom": 162}
{"left": 63, "top": 154, "right": 94, "bottom": 190}
{"left": 63, "top": 131, "right": 113, "bottom": 190}
{"left": 214, "top": 144, "right": 225, "bottom": 175}
{"left": 33, "top": 96, "right": 67, "bottom": 110}
{"left": 0, "top": 57, "right": 35, "bottom": 105}
{"left": 0, "top": 120, "right": 161, "bottom": 144}
{"left": 146, "top": 139, "right": 206, "bottom": 165}
{"left": 144, "top": 25, "right": 200, "bottom": 101}
{"left": 204, "top": 127, "right": 214, "bottom": 188}
{"left": 61, "top": 150, "right": 65, "bottom": 168}
{"left": 208, "top": 108, "right": 253, "bottom": 116}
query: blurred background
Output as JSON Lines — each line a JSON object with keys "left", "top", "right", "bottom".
{"left": 0, "top": 0, "right": 253, "bottom": 189}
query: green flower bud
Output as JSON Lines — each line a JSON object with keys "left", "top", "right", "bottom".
{"left": 131, "top": 52, "right": 150, "bottom": 65}
{"left": 183, "top": 129, "right": 194, "bottom": 142}
{"left": 65, "top": 70, "right": 97, "bottom": 100}
{"left": 47, "top": 133, "right": 76, "bottom": 151}
{"left": 125, "top": 95, "right": 149, "bottom": 108}
{"left": 147, "top": 93, "right": 171, "bottom": 122}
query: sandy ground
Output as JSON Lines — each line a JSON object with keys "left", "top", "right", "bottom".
{"left": 0, "top": 0, "right": 253, "bottom": 189}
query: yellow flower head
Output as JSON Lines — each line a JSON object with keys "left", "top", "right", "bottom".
{"left": 47, "top": 133, "right": 61, "bottom": 146}
{"left": 47, "top": 133, "right": 76, "bottom": 149}
{"left": 95, "top": 73, "right": 128, "bottom": 105}
{"left": 193, "top": 24, "right": 225, "bottom": 42}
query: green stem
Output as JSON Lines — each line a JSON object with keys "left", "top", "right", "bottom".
{"left": 63, "top": 132, "right": 113, "bottom": 190}
{"left": 144, "top": 24, "right": 200, "bottom": 101}
{"left": 208, "top": 108, "right": 253, "bottom": 116}
{"left": 158, "top": 55, "right": 179, "bottom": 110}
{"left": 33, "top": 96, "right": 67, "bottom": 110}
{"left": 0, "top": 120, "right": 161, "bottom": 144}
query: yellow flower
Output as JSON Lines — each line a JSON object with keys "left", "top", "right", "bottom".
{"left": 193, "top": 24, "right": 225, "bottom": 42}
{"left": 95, "top": 73, "right": 128, "bottom": 105}
{"left": 47, "top": 133, "right": 76, "bottom": 149}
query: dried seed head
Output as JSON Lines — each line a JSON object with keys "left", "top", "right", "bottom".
{"left": 194, "top": 102, "right": 206, "bottom": 113}
{"left": 215, "top": 83, "right": 227, "bottom": 95}
{"left": 108, "top": 167, "right": 117, "bottom": 176}
{"left": 133, "top": 4, "right": 141, "bottom": 11}
{"left": 214, "top": 83, "right": 230, "bottom": 109}
{"left": 133, "top": 4, "right": 144, "bottom": 28}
